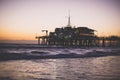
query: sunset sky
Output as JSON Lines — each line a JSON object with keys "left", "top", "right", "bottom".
{"left": 0, "top": 0, "right": 120, "bottom": 40}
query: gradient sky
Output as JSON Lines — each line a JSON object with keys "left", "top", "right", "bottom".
{"left": 0, "top": 0, "right": 120, "bottom": 40}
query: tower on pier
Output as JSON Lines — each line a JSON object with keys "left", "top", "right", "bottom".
{"left": 67, "top": 10, "right": 71, "bottom": 27}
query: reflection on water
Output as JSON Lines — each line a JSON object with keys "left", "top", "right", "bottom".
{"left": 0, "top": 56, "right": 120, "bottom": 80}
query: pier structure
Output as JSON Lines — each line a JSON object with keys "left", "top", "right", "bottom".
{"left": 35, "top": 13, "right": 120, "bottom": 47}
{"left": 35, "top": 36, "right": 48, "bottom": 45}
{"left": 48, "top": 27, "right": 99, "bottom": 47}
{"left": 99, "top": 36, "right": 120, "bottom": 47}
{"left": 35, "top": 30, "right": 48, "bottom": 45}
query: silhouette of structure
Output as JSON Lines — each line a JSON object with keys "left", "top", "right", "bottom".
{"left": 36, "top": 13, "right": 120, "bottom": 47}
{"left": 48, "top": 26, "right": 98, "bottom": 46}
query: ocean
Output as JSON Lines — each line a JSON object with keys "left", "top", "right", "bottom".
{"left": 0, "top": 43, "right": 120, "bottom": 80}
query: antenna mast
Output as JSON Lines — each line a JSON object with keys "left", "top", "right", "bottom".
{"left": 67, "top": 10, "right": 71, "bottom": 27}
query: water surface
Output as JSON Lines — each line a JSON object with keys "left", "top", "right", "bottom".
{"left": 0, "top": 44, "right": 120, "bottom": 80}
{"left": 0, "top": 56, "right": 120, "bottom": 80}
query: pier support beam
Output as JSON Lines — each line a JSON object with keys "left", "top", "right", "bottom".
{"left": 38, "top": 38, "right": 40, "bottom": 45}
{"left": 102, "top": 37, "right": 105, "bottom": 47}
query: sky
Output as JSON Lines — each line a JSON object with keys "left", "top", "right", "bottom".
{"left": 0, "top": 0, "right": 120, "bottom": 40}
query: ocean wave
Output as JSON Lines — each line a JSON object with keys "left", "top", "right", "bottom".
{"left": 0, "top": 47, "right": 120, "bottom": 61}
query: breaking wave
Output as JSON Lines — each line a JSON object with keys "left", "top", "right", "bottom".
{"left": 0, "top": 44, "right": 120, "bottom": 61}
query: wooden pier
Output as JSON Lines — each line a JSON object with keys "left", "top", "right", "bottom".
{"left": 35, "top": 36, "right": 49, "bottom": 45}
{"left": 35, "top": 14, "right": 120, "bottom": 47}
{"left": 36, "top": 36, "right": 120, "bottom": 47}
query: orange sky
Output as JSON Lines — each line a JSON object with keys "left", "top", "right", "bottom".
{"left": 0, "top": 0, "right": 120, "bottom": 40}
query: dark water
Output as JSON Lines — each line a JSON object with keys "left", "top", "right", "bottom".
{"left": 0, "top": 44, "right": 120, "bottom": 80}
{"left": 0, "top": 56, "right": 120, "bottom": 80}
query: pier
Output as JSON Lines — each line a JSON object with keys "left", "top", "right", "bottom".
{"left": 36, "top": 35, "right": 120, "bottom": 47}
{"left": 35, "top": 14, "right": 120, "bottom": 47}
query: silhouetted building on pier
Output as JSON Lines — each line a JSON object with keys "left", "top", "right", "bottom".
{"left": 36, "top": 14, "right": 120, "bottom": 47}
{"left": 48, "top": 26, "right": 98, "bottom": 46}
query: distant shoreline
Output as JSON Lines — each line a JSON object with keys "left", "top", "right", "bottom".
{"left": 0, "top": 40, "right": 37, "bottom": 45}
